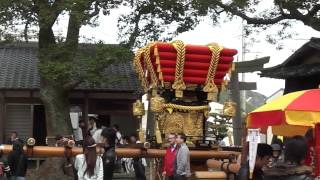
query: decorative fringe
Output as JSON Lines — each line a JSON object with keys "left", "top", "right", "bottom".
{"left": 159, "top": 72, "right": 163, "bottom": 80}
{"left": 155, "top": 121, "right": 162, "bottom": 144}
{"left": 207, "top": 92, "right": 218, "bottom": 101}
{"left": 175, "top": 90, "right": 183, "bottom": 98}
{"left": 139, "top": 129, "right": 145, "bottom": 143}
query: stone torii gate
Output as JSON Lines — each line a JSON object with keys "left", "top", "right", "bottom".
{"left": 229, "top": 56, "right": 270, "bottom": 145}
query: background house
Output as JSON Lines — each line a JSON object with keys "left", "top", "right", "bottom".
{"left": 0, "top": 42, "right": 141, "bottom": 144}
{"left": 261, "top": 37, "right": 320, "bottom": 94}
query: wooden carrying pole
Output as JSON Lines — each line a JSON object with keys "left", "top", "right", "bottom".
{"left": 206, "top": 159, "right": 240, "bottom": 174}
{"left": 0, "top": 145, "right": 239, "bottom": 159}
{"left": 195, "top": 171, "right": 227, "bottom": 179}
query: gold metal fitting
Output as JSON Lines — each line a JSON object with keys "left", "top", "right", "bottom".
{"left": 27, "top": 138, "right": 36, "bottom": 146}
{"left": 67, "top": 140, "right": 75, "bottom": 148}
{"left": 150, "top": 94, "right": 165, "bottom": 113}
{"left": 133, "top": 100, "right": 145, "bottom": 117}
{"left": 223, "top": 101, "right": 236, "bottom": 117}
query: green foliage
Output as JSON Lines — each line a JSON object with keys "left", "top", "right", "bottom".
{"left": 206, "top": 116, "right": 232, "bottom": 140}
{"left": 38, "top": 42, "right": 132, "bottom": 88}
{"left": 0, "top": 0, "right": 216, "bottom": 89}
{"left": 198, "top": 0, "right": 320, "bottom": 47}
{"left": 117, "top": 0, "right": 207, "bottom": 47}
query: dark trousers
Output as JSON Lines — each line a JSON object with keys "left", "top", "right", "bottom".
{"left": 167, "top": 176, "right": 174, "bottom": 180}
{"left": 133, "top": 158, "right": 146, "bottom": 180}
{"left": 173, "top": 174, "right": 186, "bottom": 180}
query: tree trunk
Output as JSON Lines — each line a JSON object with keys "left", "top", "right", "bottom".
{"left": 40, "top": 82, "right": 72, "bottom": 137}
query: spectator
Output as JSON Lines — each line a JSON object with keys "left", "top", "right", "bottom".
{"left": 74, "top": 120, "right": 85, "bottom": 146}
{"left": 121, "top": 136, "right": 133, "bottom": 174}
{"left": 101, "top": 128, "right": 117, "bottom": 180}
{"left": 112, "top": 124, "right": 123, "bottom": 145}
{"left": 270, "top": 144, "right": 283, "bottom": 166}
{"left": 122, "top": 136, "right": 129, "bottom": 145}
{"left": 7, "top": 139, "right": 28, "bottom": 180}
{"left": 162, "top": 133, "right": 177, "bottom": 180}
{"left": 236, "top": 143, "right": 272, "bottom": 180}
{"left": 130, "top": 135, "right": 147, "bottom": 180}
{"left": 174, "top": 133, "right": 191, "bottom": 180}
{"left": 92, "top": 120, "right": 103, "bottom": 144}
{"left": 79, "top": 120, "right": 87, "bottom": 138}
{"left": 74, "top": 137, "right": 103, "bottom": 180}
{"left": 6, "top": 132, "right": 18, "bottom": 145}
{"left": 264, "top": 136, "right": 312, "bottom": 180}
{"left": 304, "top": 128, "right": 314, "bottom": 166}
{"left": 89, "top": 117, "right": 98, "bottom": 136}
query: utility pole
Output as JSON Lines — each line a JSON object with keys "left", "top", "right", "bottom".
{"left": 241, "top": 20, "right": 246, "bottom": 116}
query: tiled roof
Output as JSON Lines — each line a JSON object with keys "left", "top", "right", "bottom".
{"left": 260, "top": 37, "right": 320, "bottom": 79}
{"left": 0, "top": 43, "right": 141, "bottom": 92}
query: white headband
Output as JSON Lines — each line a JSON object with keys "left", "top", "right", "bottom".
{"left": 87, "top": 144, "right": 97, "bottom": 148}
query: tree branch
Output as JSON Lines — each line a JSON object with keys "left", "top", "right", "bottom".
{"left": 65, "top": 1, "right": 96, "bottom": 49}
{"left": 63, "top": 80, "right": 82, "bottom": 90}
{"left": 88, "top": 1, "right": 100, "bottom": 18}
{"left": 49, "top": 0, "right": 65, "bottom": 26}
{"left": 125, "top": 12, "right": 142, "bottom": 48}
{"left": 284, "top": 2, "right": 320, "bottom": 31}
{"left": 216, "top": 1, "right": 289, "bottom": 25}
{"left": 35, "top": 0, "right": 64, "bottom": 28}
{"left": 308, "top": 4, "right": 320, "bottom": 17}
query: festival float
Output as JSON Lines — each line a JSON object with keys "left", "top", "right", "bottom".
{"left": 132, "top": 40, "right": 238, "bottom": 142}
{"left": 0, "top": 40, "right": 241, "bottom": 179}
{"left": 132, "top": 40, "right": 241, "bottom": 178}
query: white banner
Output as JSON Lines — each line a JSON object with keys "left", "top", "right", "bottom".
{"left": 247, "top": 129, "right": 260, "bottom": 179}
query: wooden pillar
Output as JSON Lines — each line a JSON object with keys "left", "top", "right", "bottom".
{"left": 230, "top": 71, "right": 242, "bottom": 145}
{"left": 0, "top": 92, "right": 4, "bottom": 144}
{"left": 82, "top": 93, "right": 89, "bottom": 138}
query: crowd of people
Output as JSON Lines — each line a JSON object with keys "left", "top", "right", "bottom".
{"left": 0, "top": 117, "right": 316, "bottom": 180}
{"left": 237, "top": 135, "right": 313, "bottom": 180}
{"left": 72, "top": 117, "right": 193, "bottom": 180}
{"left": 74, "top": 119, "right": 148, "bottom": 180}
{"left": 0, "top": 119, "right": 192, "bottom": 180}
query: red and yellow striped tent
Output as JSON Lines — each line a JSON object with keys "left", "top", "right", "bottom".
{"left": 247, "top": 89, "right": 320, "bottom": 136}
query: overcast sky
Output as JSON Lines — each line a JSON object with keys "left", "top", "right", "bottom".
{"left": 52, "top": 7, "right": 320, "bottom": 97}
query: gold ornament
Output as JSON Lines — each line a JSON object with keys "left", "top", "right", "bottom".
{"left": 204, "top": 110, "right": 209, "bottom": 118}
{"left": 204, "top": 43, "right": 223, "bottom": 101}
{"left": 166, "top": 107, "right": 173, "bottom": 114}
{"left": 144, "top": 42, "right": 158, "bottom": 88}
{"left": 159, "top": 111, "right": 204, "bottom": 137}
{"left": 133, "top": 100, "right": 144, "bottom": 117}
{"left": 133, "top": 48, "right": 148, "bottom": 92}
{"left": 221, "top": 80, "right": 228, "bottom": 92}
{"left": 150, "top": 94, "right": 165, "bottom": 113}
{"left": 203, "top": 82, "right": 219, "bottom": 101}
{"left": 223, "top": 101, "right": 236, "bottom": 117}
{"left": 139, "top": 129, "right": 145, "bottom": 143}
{"left": 155, "top": 120, "right": 162, "bottom": 144}
{"left": 138, "top": 119, "right": 145, "bottom": 143}
{"left": 163, "top": 103, "right": 209, "bottom": 111}
{"left": 152, "top": 88, "right": 157, "bottom": 97}
{"left": 172, "top": 79, "right": 186, "bottom": 98}
{"left": 172, "top": 40, "right": 186, "bottom": 98}
{"left": 163, "top": 112, "right": 184, "bottom": 134}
